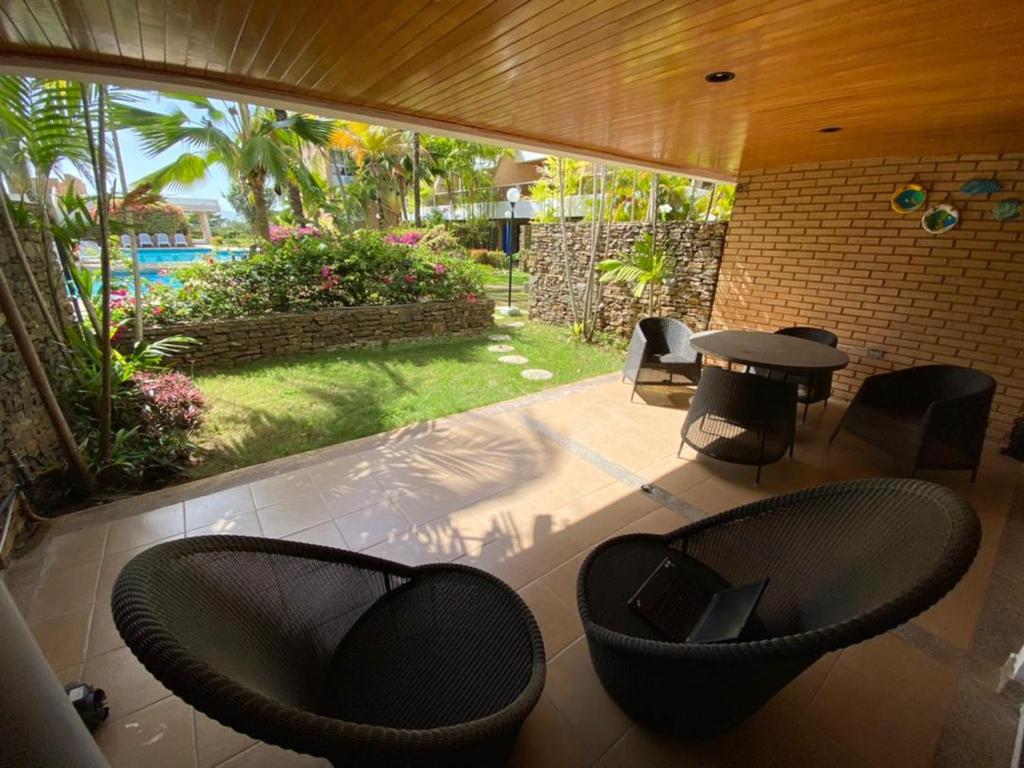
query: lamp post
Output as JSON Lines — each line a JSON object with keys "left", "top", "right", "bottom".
{"left": 505, "top": 186, "right": 521, "bottom": 308}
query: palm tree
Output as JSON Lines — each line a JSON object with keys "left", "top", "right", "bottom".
{"left": 329, "top": 123, "right": 414, "bottom": 228}
{"left": 120, "top": 97, "right": 334, "bottom": 239}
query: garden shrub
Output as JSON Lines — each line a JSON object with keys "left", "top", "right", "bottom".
{"left": 416, "top": 225, "right": 465, "bottom": 256}
{"left": 109, "top": 201, "right": 189, "bottom": 236}
{"left": 469, "top": 249, "right": 506, "bottom": 268}
{"left": 139, "top": 227, "right": 487, "bottom": 325}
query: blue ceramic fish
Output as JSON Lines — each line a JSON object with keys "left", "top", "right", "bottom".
{"left": 993, "top": 199, "right": 1021, "bottom": 221}
{"left": 961, "top": 178, "right": 1002, "bottom": 195}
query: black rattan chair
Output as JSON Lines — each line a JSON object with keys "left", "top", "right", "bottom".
{"left": 828, "top": 365, "right": 996, "bottom": 481}
{"left": 749, "top": 327, "right": 839, "bottom": 423}
{"left": 577, "top": 478, "right": 979, "bottom": 738}
{"left": 624, "top": 317, "right": 702, "bottom": 401}
{"left": 681, "top": 366, "right": 797, "bottom": 483}
{"left": 112, "top": 536, "right": 545, "bottom": 768}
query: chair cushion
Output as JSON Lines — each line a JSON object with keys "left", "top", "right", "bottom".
{"left": 320, "top": 570, "right": 536, "bottom": 729}
{"left": 656, "top": 352, "right": 696, "bottom": 365}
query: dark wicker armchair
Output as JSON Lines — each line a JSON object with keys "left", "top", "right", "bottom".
{"left": 577, "top": 479, "right": 979, "bottom": 739}
{"left": 778, "top": 327, "right": 839, "bottom": 422}
{"left": 681, "top": 366, "right": 797, "bottom": 483}
{"left": 112, "top": 536, "right": 545, "bottom": 768}
{"left": 624, "top": 317, "right": 702, "bottom": 401}
{"left": 829, "top": 365, "right": 996, "bottom": 481}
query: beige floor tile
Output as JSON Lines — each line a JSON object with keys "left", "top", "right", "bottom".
{"left": 518, "top": 580, "right": 582, "bottom": 659}
{"left": 595, "top": 695, "right": 798, "bottom": 768}
{"left": 333, "top": 501, "right": 410, "bottom": 550}
{"left": 541, "top": 550, "right": 589, "bottom": 608}
{"left": 283, "top": 520, "right": 346, "bottom": 549}
{"left": 106, "top": 504, "right": 185, "bottom": 554}
{"left": 776, "top": 652, "right": 840, "bottom": 712}
{"left": 320, "top": 475, "right": 392, "bottom": 518}
{"left": 249, "top": 470, "right": 315, "bottom": 509}
{"left": 194, "top": 710, "right": 255, "bottom": 768}
{"left": 42, "top": 524, "right": 109, "bottom": 573}
{"left": 390, "top": 481, "right": 495, "bottom": 526}
{"left": 86, "top": 597, "right": 125, "bottom": 659}
{"left": 30, "top": 607, "right": 91, "bottom": 670}
{"left": 94, "top": 696, "right": 195, "bottom": 768}
{"left": 217, "top": 742, "right": 330, "bottom": 766}
{"left": 364, "top": 531, "right": 444, "bottom": 567}
{"left": 306, "top": 452, "right": 378, "bottom": 490}
{"left": 545, "top": 636, "right": 632, "bottom": 755}
{"left": 83, "top": 646, "right": 172, "bottom": 720}
{"left": 27, "top": 558, "right": 101, "bottom": 624}
{"left": 805, "top": 634, "right": 954, "bottom": 768}
{"left": 256, "top": 491, "right": 330, "bottom": 539}
{"left": 55, "top": 663, "right": 85, "bottom": 686}
{"left": 617, "top": 505, "right": 692, "bottom": 535}
{"left": 187, "top": 512, "right": 264, "bottom": 538}
{"left": 769, "top": 715, "right": 876, "bottom": 768}
{"left": 185, "top": 486, "right": 255, "bottom": 531}
{"left": 508, "top": 695, "right": 599, "bottom": 768}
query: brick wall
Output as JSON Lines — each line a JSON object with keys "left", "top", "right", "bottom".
{"left": 154, "top": 298, "right": 495, "bottom": 369}
{"left": 528, "top": 221, "right": 727, "bottom": 336}
{"left": 712, "top": 154, "right": 1024, "bottom": 442}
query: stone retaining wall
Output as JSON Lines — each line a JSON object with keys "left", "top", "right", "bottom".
{"left": 0, "top": 227, "right": 65, "bottom": 494}
{"left": 526, "top": 221, "right": 727, "bottom": 335}
{"left": 153, "top": 299, "right": 496, "bottom": 369}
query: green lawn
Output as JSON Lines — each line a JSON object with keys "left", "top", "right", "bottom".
{"left": 484, "top": 268, "right": 529, "bottom": 307}
{"left": 190, "top": 319, "right": 623, "bottom": 478}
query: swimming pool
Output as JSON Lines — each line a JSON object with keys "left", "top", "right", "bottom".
{"left": 111, "top": 269, "right": 182, "bottom": 289}
{"left": 136, "top": 247, "right": 246, "bottom": 264}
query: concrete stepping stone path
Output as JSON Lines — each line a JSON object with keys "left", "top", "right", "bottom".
{"left": 488, "top": 344, "right": 514, "bottom": 353}
{"left": 521, "top": 369, "right": 553, "bottom": 381}
{"left": 504, "top": 321, "right": 525, "bottom": 328}
{"left": 499, "top": 355, "right": 529, "bottom": 365}
{"left": 488, "top": 334, "right": 512, "bottom": 341}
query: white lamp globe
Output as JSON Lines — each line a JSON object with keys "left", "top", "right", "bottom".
{"left": 505, "top": 187, "right": 521, "bottom": 204}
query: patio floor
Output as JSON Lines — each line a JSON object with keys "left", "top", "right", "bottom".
{"left": 4, "top": 372, "right": 1021, "bottom": 768}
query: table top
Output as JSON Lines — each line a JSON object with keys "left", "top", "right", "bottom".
{"left": 690, "top": 330, "right": 849, "bottom": 373}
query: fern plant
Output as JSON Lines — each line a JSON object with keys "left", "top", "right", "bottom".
{"left": 595, "top": 232, "right": 674, "bottom": 312}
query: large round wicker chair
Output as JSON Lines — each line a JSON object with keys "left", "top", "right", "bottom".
{"left": 623, "top": 317, "right": 703, "bottom": 400}
{"left": 112, "top": 536, "right": 545, "bottom": 767}
{"left": 577, "top": 479, "right": 979, "bottom": 739}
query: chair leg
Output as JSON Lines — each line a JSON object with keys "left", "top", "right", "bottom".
{"left": 971, "top": 465, "right": 979, "bottom": 483}
{"left": 802, "top": 401, "right": 809, "bottom": 423}
{"left": 755, "top": 462, "right": 762, "bottom": 485}
{"left": 677, "top": 439, "right": 685, "bottom": 459}
{"left": 827, "top": 422, "right": 842, "bottom": 446}
{"left": 630, "top": 378, "right": 639, "bottom": 403}
{"left": 789, "top": 438, "right": 795, "bottom": 459}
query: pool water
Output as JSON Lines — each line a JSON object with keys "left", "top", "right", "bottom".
{"left": 111, "top": 269, "right": 181, "bottom": 289}
{"left": 136, "top": 247, "right": 245, "bottom": 264}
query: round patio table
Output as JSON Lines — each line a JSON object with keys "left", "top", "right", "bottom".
{"left": 690, "top": 330, "right": 848, "bottom": 374}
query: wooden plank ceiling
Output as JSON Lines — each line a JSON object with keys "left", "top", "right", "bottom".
{"left": 1, "top": 0, "right": 1022, "bottom": 178}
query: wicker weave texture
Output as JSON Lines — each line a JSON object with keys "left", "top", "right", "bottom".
{"left": 112, "top": 536, "right": 545, "bottom": 767}
{"left": 577, "top": 479, "right": 980, "bottom": 738}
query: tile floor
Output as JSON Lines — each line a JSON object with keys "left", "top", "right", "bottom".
{"left": 4, "top": 372, "right": 1021, "bottom": 768}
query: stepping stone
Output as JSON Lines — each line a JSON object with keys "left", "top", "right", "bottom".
{"left": 521, "top": 369, "right": 553, "bottom": 381}
{"left": 488, "top": 334, "right": 512, "bottom": 341}
{"left": 488, "top": 344, "right": 514, "bottom": 353}
{"left": 505, "top": 321, "right": 525, "bottom": 328}
{"left": 499, "top": 355, "right": 529, "bottom": 365}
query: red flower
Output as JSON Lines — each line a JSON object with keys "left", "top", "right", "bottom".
{"left": 404, "top": 274, "right": 416, "bottom": 284}
{"left": 466, "top": 292, "right": 478, "bottom": 303}
{"left": 382, "top": 276, "right": 393, "bottom": 285}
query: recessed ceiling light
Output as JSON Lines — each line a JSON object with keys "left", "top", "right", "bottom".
{"left": 704, "top": 71, "right": 735, "bottom": 84}
{"left": 820, "top": 126, "right": 843, "bottom": 133}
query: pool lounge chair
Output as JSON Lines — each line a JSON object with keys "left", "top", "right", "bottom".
{"left": 155, "top": 233, "right": 172, "bottom": 247}
{"left": 138, "top": 233, "right": 154, "bottom": 247}
{"left": 120, "top": 234, "right": 132, "bottom": 249}
{"left": 173, "top": 233, "right": 188, "bottom": 246}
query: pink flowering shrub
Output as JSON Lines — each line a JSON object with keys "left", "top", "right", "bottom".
{"left": 385, "top": 231, "right": 423, "bottom": 247}
{"left": 133, "top": 372, "right": 207, "bottom": 433}
{"left": 269, "top": 224, "right": 321, "bottom": 244}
